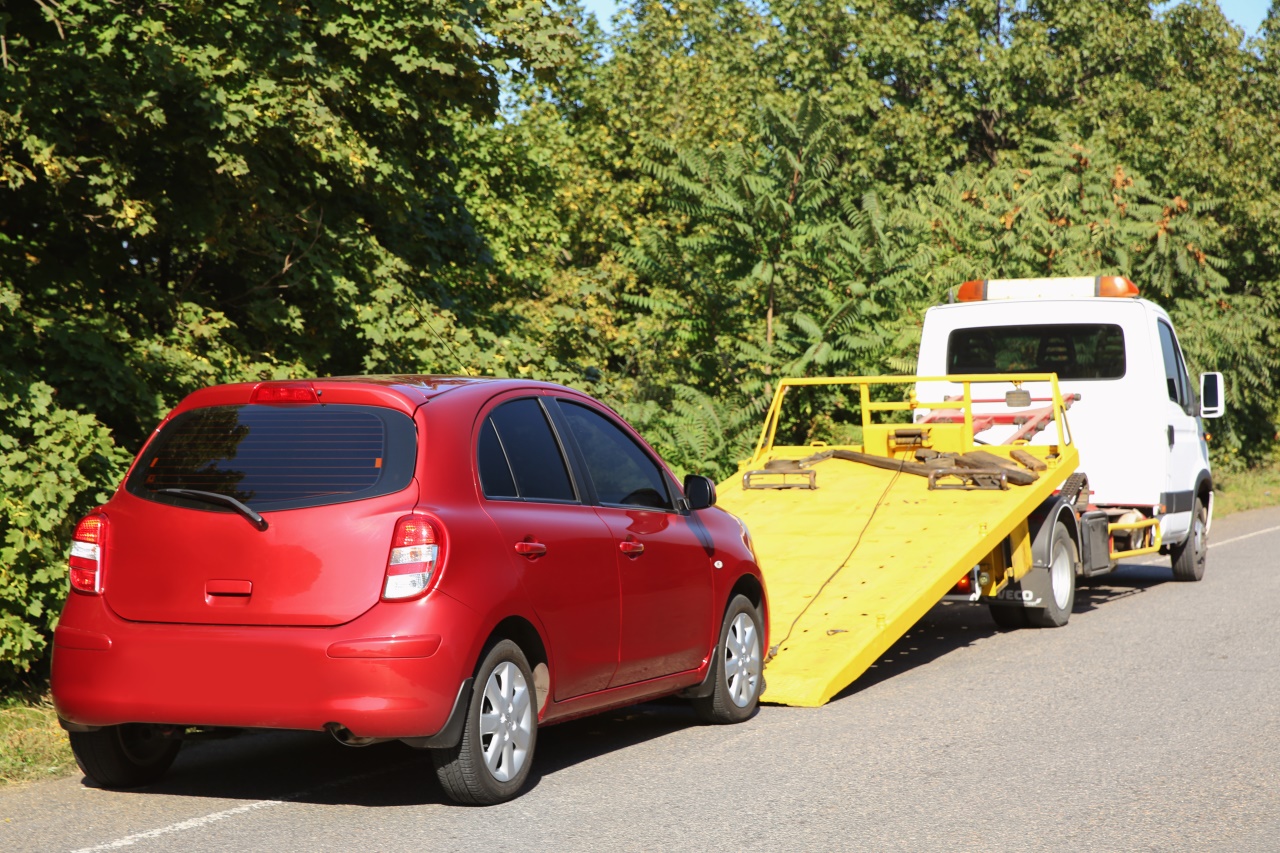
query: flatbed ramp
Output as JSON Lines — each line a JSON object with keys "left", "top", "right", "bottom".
{"left": 716, "top": 375, "right": 1079, "bottom": 707}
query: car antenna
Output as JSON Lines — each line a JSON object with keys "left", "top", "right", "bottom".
{"left": 405, "top": 298, "right": 473, "bottom": 377}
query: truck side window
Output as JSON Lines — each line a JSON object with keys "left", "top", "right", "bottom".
{"left": 1157, "top": 321, "right": 1192, "bottom": 412}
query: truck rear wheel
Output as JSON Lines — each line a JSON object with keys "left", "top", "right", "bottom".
{"left": 988, "top": 605, "right": 1029, "bottom": 631}
{"left": 1026, "top": 522, "right": 1076, "bottom": 628}
{"left": 1171, "top": 496, "right": 1207, "bottom": 582}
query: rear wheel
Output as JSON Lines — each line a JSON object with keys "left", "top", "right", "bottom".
{"left": 69, "top": 724, "right": 182, "bottom": 788}
{"left": 693, "top": 595, "right": 764, "bottom": 724}
{"left": 432, "top": 639, "right": 536, "bottom": 805}
{"left": 988, "top": 604, "right": 1029, "bottom": 631}
{"left": 1027, "top": 522, "right": 1077, "bottom": 628}
{"left": 1171, "top": 496, "right": 1208, "bottom": 582}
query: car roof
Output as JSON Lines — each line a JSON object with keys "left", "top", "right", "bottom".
{"left": 170, "top": 375, "right": 585, "bottom": 417}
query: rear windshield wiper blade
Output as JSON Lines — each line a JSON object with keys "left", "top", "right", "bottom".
{"left": 155, "top": 488, "right": 269, "bottom": 531}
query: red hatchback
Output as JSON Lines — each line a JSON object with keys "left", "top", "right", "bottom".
{"left": 51, "top": 376, "right": 767, "bottom": 804}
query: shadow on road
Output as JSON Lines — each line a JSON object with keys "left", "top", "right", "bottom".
{"left": 90, "top": 700, "right": 705, "bottom": 807}
{"left": 825, "top": 558, "right": 1175, "bottom": 704}
{"left": 1075, "top": 559, "right": 1172, "bottom": 613}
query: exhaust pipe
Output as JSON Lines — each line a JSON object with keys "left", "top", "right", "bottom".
{"left": 324, "top": 722, "right": 390, "bottom": 748}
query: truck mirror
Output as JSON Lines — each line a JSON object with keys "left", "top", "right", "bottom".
{"left": 683, "top": 475, "right": 717, "bottom": 510}
{"left": 1199, "top": 372, "right": 1224, "bottom": 419}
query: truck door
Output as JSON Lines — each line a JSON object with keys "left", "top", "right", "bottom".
{"left": 1156, "top": 320, "right": 1199, "bottom": 541}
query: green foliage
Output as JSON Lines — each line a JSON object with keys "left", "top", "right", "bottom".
{"left": 0, "top": 318, "right": 130, "bottom": 675}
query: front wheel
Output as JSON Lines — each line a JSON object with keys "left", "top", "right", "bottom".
{"left": 693, "top": 595, "right": 764, "bottom": 724}
{"left": 69, "top": 724, "right": 182, "bottom": 788}
{"left": 432, "top": 639, "right": 537, "bottom": 805}
{"left": 1026, "top": 521, "right": 1077, "bottom": 628}
{"left": 1171, "top": 496, "right": 1208, "bottom": 582}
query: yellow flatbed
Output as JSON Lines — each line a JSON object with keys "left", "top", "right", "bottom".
{"left": 716, "top": 375, "right": 1080, "bottom": 707}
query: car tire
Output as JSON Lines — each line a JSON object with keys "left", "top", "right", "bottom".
{"left": 68, "top": 724, "right": 182, "bottom": 788}
{"left": 693, "top": 595, "right": 764, "bottom": 724}
{"left": 1171, "top": 496, "right": 1207, "bottom": 582}
{"left": 432, "top": 639, "right": 537, "bottom": 805}
{"left": 988, "top": 604, "right": 1029, "bottom": 631}
{"left": 1026, "top": 522, "right": 1076, "bottom": 628}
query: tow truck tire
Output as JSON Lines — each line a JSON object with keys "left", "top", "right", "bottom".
{"left": 1171, "top": 496, "right": 1208, "bottom": 582}
{"left": 988, "top": 605, "right": 1029, "bottom": 631}
{"left": 693, "top": 595, "right": 764, "bottom": 724}
{"left": 1026, "top": 522, "right": 1076, "bottom": 628}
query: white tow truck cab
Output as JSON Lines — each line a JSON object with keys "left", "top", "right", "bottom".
{"left": 916, "top": 275, "right": 1225, "bottom": 582}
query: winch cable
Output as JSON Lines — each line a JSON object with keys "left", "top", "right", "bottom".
{"left": 767, "top": 463, "right": 905, "bottom": 659}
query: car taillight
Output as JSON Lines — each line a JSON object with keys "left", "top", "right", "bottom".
{"left": 383, "top": 515, "right": 440, "bottom": 600}
{"left": 69, "top": 513, "right": 108, "bottom": 594}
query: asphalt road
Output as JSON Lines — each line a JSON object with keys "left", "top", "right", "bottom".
{"left": 5, "top": 506, "right": 1279, "bottom": 853}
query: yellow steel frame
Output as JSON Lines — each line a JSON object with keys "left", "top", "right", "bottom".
{"left": 749, "top": 373, "right": 1073, "bottom": 465}
{"left": 719, "top": 374, "right": 1080, "bottom": 707}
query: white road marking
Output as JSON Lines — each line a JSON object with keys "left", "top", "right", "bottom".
{"left": 71, "top": 800, "right": 283, "bottom": 851}
{"left": 69, "top": 758, "right": 420, "bottom": 852}
{"left": 1210, "top": 524, "right": 1280, "bottom": 549}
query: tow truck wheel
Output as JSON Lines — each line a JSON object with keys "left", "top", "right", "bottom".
{"left": 1026, "top": 522, "right": 1076, "bottom": 628}
{"left": 1171, "top": 496, "right": 1207, "bottom": 582}
{"left": 988, "top": 605, "right": 1029, "bottom": 631}
{"left": 69, "top": 724, "right": 182, "bottom": 788}
{"left": 693, "top": 595, "right": 764, "bottom": 724}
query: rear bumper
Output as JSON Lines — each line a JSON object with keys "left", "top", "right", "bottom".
{"left": 51, "top": 591, "right": 477, "bottom": 739}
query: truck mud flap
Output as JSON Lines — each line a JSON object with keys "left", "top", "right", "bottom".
{"left": 1079, "top": 510, "right": 1113, "bottom": 576}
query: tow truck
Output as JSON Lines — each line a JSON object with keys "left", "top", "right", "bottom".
{"left": 715, "top": 276, "right": 1224, "bottom": 707}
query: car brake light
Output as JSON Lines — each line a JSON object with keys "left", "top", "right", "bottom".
{"left": 952, "top": 572, "right": 973, "bottom": 594}
{"left": 250, "top": 383, "right": 318, "bottom": 404}
{"left": 383, "top": 515, "right": 440, "bottom": 600}
{"left": 69, "top": 513, "right": 107, "bottom": 594}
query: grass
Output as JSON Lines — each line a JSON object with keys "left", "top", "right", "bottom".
{"left": 2, "top": 464, "right": 1277, "bottom": 789}
{"left": 1212, "top": 463, "right": 1280, "bottom": 517}
{"left": 0, "top": 692, "right": 76, "bottom": 787}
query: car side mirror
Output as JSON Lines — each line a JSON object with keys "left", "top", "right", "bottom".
{"left": 1199, "top": 372, "right": 1224, "bottom": 419}
{"left": 683, "top": 475, "right": 717, "bottom": 511}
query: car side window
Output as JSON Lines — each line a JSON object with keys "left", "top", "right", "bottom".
{"left": 480, "top": 399, "right": 577, "bottom": 502}
{"left": 1157, "top": 321, "right": 1192, "bottom": 412}
{"left": 558, "top": 400, "right": 674, "bottom": 511}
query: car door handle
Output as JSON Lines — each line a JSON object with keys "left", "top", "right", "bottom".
{"left": 619, "top": 539, "right": 644, "bottom": 557}
{"left": 514, "top": 541, "right": 547, "bottom": 558}
{"left": 1168, "top": 425, "right": 1175, "bottom": 447}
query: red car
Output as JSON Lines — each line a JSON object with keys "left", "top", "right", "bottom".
{"left": 51, "top": 376, "right": 767, "bottom": 804}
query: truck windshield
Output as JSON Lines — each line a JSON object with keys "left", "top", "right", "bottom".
{"left": 946, "top": 324, "right": 1126, "bottom": 380}
{"left": 125, "top": 404, "right": 416, "bottom": 512}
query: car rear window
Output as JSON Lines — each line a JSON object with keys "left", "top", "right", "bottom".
{"left": 946, "top": 323, "right": 1126, "bottom": 380}
{"left": 125, "top": 404, "right": 416, "bottom": 512}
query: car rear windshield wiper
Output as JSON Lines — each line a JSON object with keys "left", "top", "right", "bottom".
{"left": 155, "top": 488, "right": 269, "bottom": 531}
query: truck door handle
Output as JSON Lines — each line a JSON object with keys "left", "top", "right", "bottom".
{"left": 619, "top": 539, "right": 645, "bottom": 557}
{"left": 1168, "top": 425, "right": 1175, "bottom": 447}
{"left": 514, "top": 541, "right": 547, "bottom": 558}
